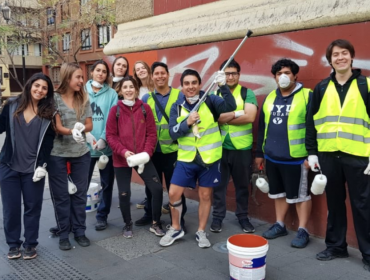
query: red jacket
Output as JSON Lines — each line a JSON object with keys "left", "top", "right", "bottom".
{"left": 106, "top": 99, "right": 157, "bottom": 167}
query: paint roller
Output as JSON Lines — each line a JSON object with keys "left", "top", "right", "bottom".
{"left": 311, "top": 165, "right": 327, "bottom": 195}
{"left": 255, "top": 164, "right": 269, "bottom": 193}
{"left": 126, "top": 152, "right": 150, "bottom": 174}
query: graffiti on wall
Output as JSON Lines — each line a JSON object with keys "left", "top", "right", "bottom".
{"left": 106, "top": 22, "right": 370, "bottom": 99}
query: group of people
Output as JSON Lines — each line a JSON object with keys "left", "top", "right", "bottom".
{"left": 1, "top": 38, "right": 370, "bottom": 273}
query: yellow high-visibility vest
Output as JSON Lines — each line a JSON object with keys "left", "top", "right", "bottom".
{"left": 314, "top": 78, "right": 370, "bottom": 157}
{"left": 263, "top": 88, "right": 310, "bottom": 158}
{"left": 219, "top": 85, "right": 253, "bottom": 149}
{"left": 177, "top": 102, "right": 222, "bottom": 164}
{"left": 146, "top": 88, "right": 180, "bottom": 154}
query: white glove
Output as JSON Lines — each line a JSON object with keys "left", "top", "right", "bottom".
{"left": 72, "top": 128, "right": 85, "bottom": 143}
{"left": 308, "top": 155, "right": 320, "bottom": 172}
{"left": 86, "top": 132, "right": 97, "bottom": 147}
{"left": 364, "top": 156, "right": 370, "bottom": 175}
{"left": 214, "top": 70, "right": 226, "bottom": 86}
{"left": 94, "top": 139, "right": 107, "bottom": 151}
{"left": 33, "top": 166, "right": 47, "bottom": 182}
{"left": 234, "top": 110, "right": 245, "bottom": 118}
{"left": 74, "top": 122, "right": 85, "bottom": 132}
{"left": 138, "top": 164, "right": 145, "bottom": 174}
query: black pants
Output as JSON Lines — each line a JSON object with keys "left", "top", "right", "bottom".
{"left": 319, "top": 152, "right": 370, "bottom": 261}
{"left": 115, "top": 160, "right": 163, "bottom": 224}
{"left": 144, "top": 152, "right": 187, "bottom": 226}
{"left": 0, "top": 163, "right": 45, "bottom": 248}
{"left": 48, "top": 153, "right": 91, "bottom": 239}
{"left": 88, "top": 156, "right": 115, "bottom": 222}
{"left": 212, "top": 149, "right": 252, "bottom": 221}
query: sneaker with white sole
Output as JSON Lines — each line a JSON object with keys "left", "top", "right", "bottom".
{"left": 123, "top": 222, "right": 133, "bottom": 238}
{"left": 150, "top": 223, "right": 165, "bottom": 237}
{"left": 196, "top": 230, "right": 211, "bottom": 248}
{"left": 159, "top": 226, "right": 184, "bottom": 247}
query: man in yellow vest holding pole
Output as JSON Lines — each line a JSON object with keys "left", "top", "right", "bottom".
{"left": 159, "top": 69, "right": 236, "bottom": 248}
{"left": 139, "top": 62, "right": 187, "bottom": 234}
{"left": 306, "top": 39, "right": 370, "bottom": 270}
{"left": 210, "top": 59, "right": 258, "bottom": 233}
{"left": 255, "top": 59, "right": 312, "bottom": 248}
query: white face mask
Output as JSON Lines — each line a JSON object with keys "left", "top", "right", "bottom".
{"left": 112, "top": 76, "right": 123, "bottom": 83}
{"left": 122, "top": 99, "right": 135, "bottom": 107}
{"left": 278, "top": 74, "right": 291, "bottom": 89}
{"left": 187, "top": 95, "right": 199, "bottom": 105}
{"left": 92, "top": 80, "right": 103, "bottom": 88}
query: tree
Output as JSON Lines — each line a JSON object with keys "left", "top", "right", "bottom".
{"left": 0, "top": 0, "right": 116, "bottom": 90}
{"left": 40, "top": 0, "right": 116, "bottom": 66}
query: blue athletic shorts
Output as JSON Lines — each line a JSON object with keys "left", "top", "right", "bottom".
{"left": 170, "top": 160, "right": 221, "bottom": 189}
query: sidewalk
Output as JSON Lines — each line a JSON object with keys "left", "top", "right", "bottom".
{"left": 0, "top": 176, "right": 369, "bottom": 280}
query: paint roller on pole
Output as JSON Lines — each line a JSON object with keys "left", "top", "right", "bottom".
{"left": 172, "top": 29, "right": 254, "bottom": 135}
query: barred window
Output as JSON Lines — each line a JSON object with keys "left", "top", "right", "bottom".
{"left": 47, "top": 8, "right": 55, "bottom": 25}
{"left": 97, "top": 25, "right": 111, "bottom": 48}
{"left": 63, "top": 33, "right": 71, "bottom": 52}
{"left": 81, "top": 29, "right": 92, "bottom": 51}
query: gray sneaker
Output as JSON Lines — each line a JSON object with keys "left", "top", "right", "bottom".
{"left": 150, "top": 223, "right": 165, "bottom": 237}
{"left": 159, "top": 226, "right": 184, "bottom": 247}
{"left": 123, "top": 222, "right": 133, "bottom": 238}
{"left": 196, "top": 230, "right": 211, "bottom": 248}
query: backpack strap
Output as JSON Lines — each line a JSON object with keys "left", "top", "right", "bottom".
{"left": 240, "top": 86, "right": 248, "bottom": 101}
{"left": 356, "top": 75, "right": 369, "bottom": 104}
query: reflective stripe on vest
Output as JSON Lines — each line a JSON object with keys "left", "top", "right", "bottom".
{"left": 219, "top": 85, "right": 253, "bottom": 149}
{"left": 314, "top": 78, "right": 370, "bottom": 156}
{"left": 147, "top": 88, "right": 180, "bottom": 154}
{"left": 262, "top": 88, "right": 310, "bottom": 158}
{"left": 176, "top": 103, "right": 222, "bottom": 164}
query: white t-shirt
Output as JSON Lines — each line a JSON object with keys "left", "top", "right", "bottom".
{"left": 139, "top": 87, "right": 149, "bottom": 100}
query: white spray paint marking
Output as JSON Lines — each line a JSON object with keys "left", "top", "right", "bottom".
{"left": 270, "top": 56, "right": 308, "bottom": 66}
{"left": 273, "top": 35, "right": 314, "bottom": 56}
{"left": 353, "top": 59, "right": 370, "bottom": 70}
{"left": 165, "top": 47, "right": 219, "bottom": 86}
{"left": 239, "top": 75, "right": 276, "bottom": 96}
{"left": 161, "top": 57, "right": 167, "bottom": 64}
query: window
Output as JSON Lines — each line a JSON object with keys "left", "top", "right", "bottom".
{"left": 12, "top": 44, "right": 28, "bottom": 56}
{"left": 81, "top": 29, "right": 92, "bottom": 51}
{"left": 97, "top": 25, "right": 111, "bottom": 48}
{"left": 0, "top": 67, "right": 3, "bottom": 86}
{"left": 33, "top": 44, "right": 42, "bottom": 56}
{"left": 63, "top": 33, "right": 71, "bottom": 52}
{"left": 47, "top": 8, "right": 55, "bottom": 25}
{"left": 51, "top": 67, "right": 61, "bottom": 84}
{"left": 80, "top": 0, "right": 90, "bottom": 4}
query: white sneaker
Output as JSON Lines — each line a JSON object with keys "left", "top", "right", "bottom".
{"left": 159, "top": 226, "right": 184, "bottom": 247}
{"left": 196, "top": 230, "right": 211, "bottom": 248}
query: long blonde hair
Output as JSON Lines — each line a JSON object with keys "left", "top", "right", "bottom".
{"left": 56, "top": 63, "right": 88, "bottom": 120}
{"left": 133, "top": 61, "right": 154, "bottom": 92}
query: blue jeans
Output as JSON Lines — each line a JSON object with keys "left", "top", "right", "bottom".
{"left": 88, "top": 156, "right": 115, "bottom": 222}
{"left": 0, "top": 163, "right": 45, "bottom": 248}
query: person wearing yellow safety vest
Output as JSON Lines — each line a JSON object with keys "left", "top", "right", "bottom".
{"left": 138, "top": 62, "right": 188, "bottom": 233}
{"left": 306, "top": 39, "right": 370, "bottom": 270}
{"left": 255, "top": 59, "right": 312, "bottom": 249}
{"left": 210, "top": 59, "right": 258, "bottom": 234}
{"left": 159, "top": 69, "right": 236, "bottom": 248}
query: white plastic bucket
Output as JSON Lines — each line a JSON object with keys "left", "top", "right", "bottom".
{"left": 227, "top": 234, "right": 269, "bottom": 280}
{"left": 86, "top": 183, "right": 101, "bottom": 213}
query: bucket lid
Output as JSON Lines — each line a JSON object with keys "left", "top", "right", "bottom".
{"left": 228, "top": 234, "right": 268, "bottom": 248}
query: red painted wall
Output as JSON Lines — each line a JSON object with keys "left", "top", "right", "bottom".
{"left": 154, "top": 0, "right": 218, "bottom": 15}
{"left": 106, "top": 21, "right": 370, "bottom": 247}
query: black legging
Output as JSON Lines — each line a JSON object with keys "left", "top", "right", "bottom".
{"left": 115, "top": 160, "right": 163, "bottom": 224}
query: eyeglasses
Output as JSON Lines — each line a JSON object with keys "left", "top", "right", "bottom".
{"left": 225, "top": 72, "right": 239, "bottom": 77}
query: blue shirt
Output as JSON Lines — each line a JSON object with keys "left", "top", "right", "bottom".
{"left": 142, "top": 87, "right": 173, "bottom": 123}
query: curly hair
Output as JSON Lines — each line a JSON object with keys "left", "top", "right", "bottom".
{"left": 271, "top": 59, "right": 299, "bottom": 76}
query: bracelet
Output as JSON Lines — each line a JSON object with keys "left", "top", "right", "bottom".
{"left": 69, "top": 129, "right": 72, "bottom": 135}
